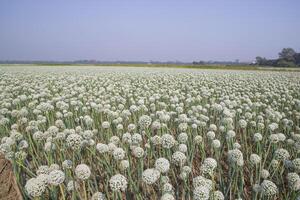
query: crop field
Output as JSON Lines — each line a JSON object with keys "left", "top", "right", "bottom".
{"left": 0, "top": 66, "right": 300, "bottom": 200}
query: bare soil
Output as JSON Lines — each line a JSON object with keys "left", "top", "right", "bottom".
{"left": 0, "top": 153, "right": 23, "bottom": 200}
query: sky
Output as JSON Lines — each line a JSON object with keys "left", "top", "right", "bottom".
{"left": 0, "top": 0, "right": 300, "bottom": 62}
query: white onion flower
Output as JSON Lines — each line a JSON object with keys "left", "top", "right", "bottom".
{"left": 261, "top": 180, "right": 278, "bottom": 197}
{"left": 161, "top": 134, "right": 176, "bottom": 149}
{"left": 25, "top": 178, "right": 46, "bottom": 197}
{"left": 91, "top": 192, "right": 106, "bottom": 200}
{"left": 48, "top": 170, "right": 65, "bottom": 185}
{"left": 172, "top": 151, "right": 186, "bottom": 166}
{"left": 155, "top": 157, "right": 170, "bottom": 173}
{"left": 75, "top": 164, "right": 91, "bottom": 180}
{"left": 113, "top": 147, "right": 126, "bottom": 160}
{"left": 109, "top": 174, "right": 128, "bottom": 192}
{"left": 142, "top": 168, "right": 160, "bottom": 185}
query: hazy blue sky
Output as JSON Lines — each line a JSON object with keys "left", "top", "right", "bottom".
{"left": 0, "top": 0, "right": 300, "bottom": 62}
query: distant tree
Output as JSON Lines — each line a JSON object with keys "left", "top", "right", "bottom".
{"left": 279, "top": 48, "right": 296, "bottom": 62}
{"left": 192, "top": 61, "right": 206, "bottom": 65}
{"left": 265, "top": 59, "right": 278, "bottom": 66}
{"left": 255, "top": 56, "right": 267, "bottom": 65}
{"left": 294, "top": 53, "right": 300, "bottom": 66}
{"left": 277, "top": 59, "right": 296, "bottom": 67}
{"left": 255, "top": 48, "right": 299, "bottom": 68}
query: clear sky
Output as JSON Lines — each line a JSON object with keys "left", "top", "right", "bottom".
{"left": 0, "top": 0, "right": 299, "bottom": 62}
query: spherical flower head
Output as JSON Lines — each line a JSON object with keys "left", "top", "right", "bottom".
{"left": 132, "top": 146, "right": 144, "bottom": 158}
{"left": 178, "top": 123, "right": 188, "bottom": 132}
{"left": 287, "top": 138, "right": 295, "bottom": 146}
{"left": 108, "top": 142, "right": 117, "bottom": 153}
{"left": 226, "top": 130, "right": 236, "bottom": 140}
{"left": 62, "top": 159, "right": 73, "bottom": 169}
{"left": 138, "top": 115, "right": 152, "bottom": 129}
{"left": 120, "top": 160, "right": 130, "bottom": 171}
{"left": 161, "top": 134, "right": 176, "bottom": 149}
{"left": 277, "top": 133, "right": 286, "bottom": 141}
{"left": 260, "top": 169, "right": 270, "bottom": 179}
{"left": 182, "top": 165, "right": 192, "bottom": 174}
{"left": 67, "top": 180, "right": 75, "bottom": 191}
{"left": 66, "top": 133, "right": 82, "bottom": 150}
{"left": 113, "top": 147, "right": 125, "bottom": 160}
{"left": 239, "top": 119, "right": 247, "bottom": 129}
{"left": 211, "top": 190, "right": 225, "bottom": 200}
{"left": 117, "top": 124, "right": 123, "bottom": 130}
{"left": 151, "top": 135, "right": 162, "bottom": 145}
{"left": 219, "top": 125, "right": 225, "bottom": 133}
{"left": 253, "top": 133, "right": 262, "bottom": 142}
{"left": 287, "top": 172, "right": 300, "bottom": 191}
{"left": 206, "top": 131, "right": 215, "bottom": 140}
{"left": 36, "top": 174, "right": 50, "bottom": 186}
{"left": 212, "top": 139, "right": 221, "bottom": 149}
{"left": 18, "top": 140, "right": 29, "bottom": 149}
{"left": 162, "top": 182, "right": 174, "bottom": 194}
{"left": 160, "top": 193, "right": 175, "bottom": 200}
{"left": 178, "top": 143, "right": 188, "bottom": 153}
{"left": 109, "top": 174, "right": 128, "bottom": 192}
{"left": 177, "top": 132, "right": 188, "bottom": 144}
{"left": 48, "top": 126, "right": 59, "bottom": 136}
{"left": 142, "top": 168, "right": 161, "bottom": 185}
{"left": 193, "top": 186, "right": 210, "bottom": 200}
{"left": 91, "top": 192, "right": 106, "bottom": 200}
{"left": 179, "top": 172, "right": 188, "bottom": 180}
{"left": 257, "top": 122, "right": 265, "bottom": 130}
{"left": 102, "top": 121, "right": 110, "bottom": 129}
{"left": 269, "top": 134, "right": 279, "bottom": 144}
{"left": 194, "top": 135, "right": 203, "bottom": 145}
{"left": 155, "top": 157, "right": 170, "bottom": 173}
{"left": 109, "top": 136, "right": 120, "bottom": 145}
{"left": 268, "top": 123, "right": 278, "bottom": 132}
{"left": 252, "top": 183, "right": 261, "bottom": 193}
{"left": 82, "top": 130, "right": 94, "bottom": 140}
{"left": 172, "top": 151, "right": 187, "bottom": 167}
{"left": 270, "top": 159, "right": 279, "bottom": 169}
{"left": 25, "top": 178, "right": 46, "bottom": 197}
{"left": 250, "top": 154, "right": 261, "bottom": 166}
{"left": 44, "top": 141, "right": 54, "bottom": 152}
{"left": 200, "top": 158, "right": 217, "bottom": 177}
{"left": 48, "top": 170, "right": 65, "bottom": 186}
{"left": 228, "top": 149, "right": 244, "bottom": 167}
{"left": 274, "top": 148, "right": 290, "bottom": 161}
{"left": 293, "top": 158, "right": 300, "bottom": 172}
{"left": 49, "top": 163, "right": 60, "bottom": 171}
{"left": 193, "top": 176, "right": 213, "bottom": 191}
{"left": 96, "top": 143, "right": 109, "bottom": 154}
{"left": 151, "top": 121, "right": 161, "bottom": 130}
{"left": 127, "top": 124, "right": 136, "bottom": 132}
{"left": 122, "top": 132, "right": 132, "bottom": 144}
{"left": 209, "top": 124, "right": 217, "bottom": 131}
{"left": 131, "top": 133, "right": 143, "bottom": 145}
{"left": 233, "top": 142, "right": 241, "bottom": 149}
{"left": 36, "top": 165, "right": 50, "bottom": 175}
{"left": 261, "top": 180, "right": 278, "bottom": 197}
{"left": 75, "top": 164, "right": 91, "bottom": 180}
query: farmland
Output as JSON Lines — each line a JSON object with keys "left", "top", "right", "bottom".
{"left": 0, "top": 66, "right": 300, "bottom": 199}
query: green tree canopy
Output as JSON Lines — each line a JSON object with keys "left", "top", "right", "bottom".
{"left": 279, "top": 48, "right": 296, "bottom": 62}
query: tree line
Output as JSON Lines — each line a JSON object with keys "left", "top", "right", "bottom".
{"left": 256, "top": 48, "right": 300, "bottom": 67}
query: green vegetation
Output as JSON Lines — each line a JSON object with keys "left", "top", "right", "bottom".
{"left": 256, "top": 48, "right": 300, "bottom": 68}
{"left": 2, "top": 63, "right": 300, "bottom": 72}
